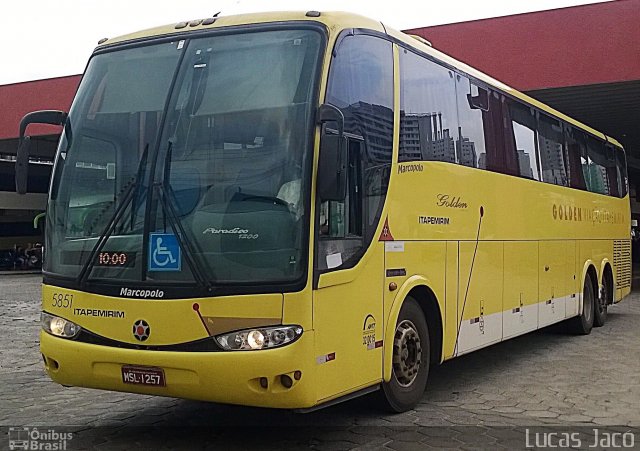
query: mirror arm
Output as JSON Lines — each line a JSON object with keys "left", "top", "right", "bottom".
{"left": 15, "top": 110, "right": 68, "bottom": 195}
{"left": 19, "top": 110, "right": 68, "bottom": 139}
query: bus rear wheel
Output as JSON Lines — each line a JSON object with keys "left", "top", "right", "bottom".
{"left": 381, "top": 298, "right": 430, "bottom": 412}
{"left": 594, "top": 274, "right": 610, "bottom": 327}
{"left": 568, "top": 274, "right": 595, "bottom": 335}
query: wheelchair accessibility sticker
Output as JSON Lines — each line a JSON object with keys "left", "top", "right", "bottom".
{"left": 149, "top": 233, "right": 181, "bottom": 271}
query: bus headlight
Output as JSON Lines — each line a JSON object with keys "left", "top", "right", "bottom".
{"left": 216, "top": 325, "right": 303, "bottom": 351}
{"left": 41, "top": 312, "right": 81, "bottom": 339}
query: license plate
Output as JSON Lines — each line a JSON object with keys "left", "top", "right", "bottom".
{"left": 121, "top": 365, "right": 166, "bottom": 387}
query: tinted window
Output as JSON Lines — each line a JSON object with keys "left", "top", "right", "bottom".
{"left": 616, "top": 147, "right": 628, "bottom": 197}
{"left": 585, "top": 135, "right": 610, "bottom": 195}
{"left": 320, "top": 34, "right": 393, "bottom": 270}
{"left": 603, "top": 144, "right": 620, "bottom": 197}
{"left": 509, "top": 102, "right": 539, "bottom": 180}
{"left": 326, "top": 35, "right": 393, "bottom": 237}
{"left": 455, "top": 75, "right": 486, "bottom": 168}
{"left": 538, "top": 114, "right": 568, "bottom": 186}
{"left": 399, "top": 50, "right": 457, "bottom": 163}
{"left": 565, "top": 125, "right": 587, "bottom": 190}
{"left": 400, "top": 51, "right": 528, "bottom": 177}
{"left": 398, "top": 45, "right": 625, "bottom": 199}
{"left": 455, "top": 77, "right": 520, "bottom": 175}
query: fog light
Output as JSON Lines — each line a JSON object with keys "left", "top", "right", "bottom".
{"left": 281, "top": 374, "right": 293, "bottom": 388}
{"left": 41, "top": 312, "right": 81, "bottom": 338}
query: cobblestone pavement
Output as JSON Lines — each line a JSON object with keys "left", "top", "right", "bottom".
{"left": 1, "top": 274, "right": 639, "bottom": 450}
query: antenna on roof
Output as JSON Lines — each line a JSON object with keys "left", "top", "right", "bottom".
{"left": 214, "top": 0, "right": 242, "bottom": 17}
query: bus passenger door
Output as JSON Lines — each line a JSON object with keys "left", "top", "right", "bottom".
{"left": 313, "top": 137, "right": 385, "bottom": 402}
{"left": 313, "top": 32, "right": 394, "bottom": 403}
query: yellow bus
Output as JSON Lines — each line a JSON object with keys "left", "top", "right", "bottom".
{"left": 16, "top": 11, "right": 631, "bottom": 412}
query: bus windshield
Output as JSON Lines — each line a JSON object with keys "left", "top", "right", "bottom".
{"left": 46, "top": 28, "right": 323, "bottom": 287}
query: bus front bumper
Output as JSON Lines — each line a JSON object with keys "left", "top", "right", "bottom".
{"left": 40, "top": 330, "right": 317, "bottom": 409}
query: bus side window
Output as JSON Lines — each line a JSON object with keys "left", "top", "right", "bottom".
{"left": 455, "top": 75, "right": 487, "bottom": 169}
{"left": 398, "top": 49, "right": 457, "bottom": 164}
{"left": 317, "top": 138, "right": 365, "bottom": 270}
{"left": 604, "top": 143, "right": 620, "bottom": 197}
{"left": 319, "top": 34, "right": 393, "bottom": 271}
{"left": 537, "top": 113, "right": 568, "bottom": 186}
{"left": 508, "top": 102, "right": 540, "bottom": 180}
{"left": 616, "top": 147, "right": 628, "bottom": 197}
{"left": 585, "top": 135, "right": 610, "bottom": 195}
{"left": 564, "top": 125, "right": 587, "bottom": 190}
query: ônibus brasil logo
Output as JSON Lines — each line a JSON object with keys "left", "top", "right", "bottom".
{"left": 8, "top": 427, "right": 73, "bottom": 450}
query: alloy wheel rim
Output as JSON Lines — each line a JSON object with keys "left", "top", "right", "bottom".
{"left": 392, "top": 319, "right": 422, "bottom": 387}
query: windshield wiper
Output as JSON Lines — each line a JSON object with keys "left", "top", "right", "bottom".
{"left": 77, "top": 144, "right": 149, "bottom": 286}
{"left": 130, "top": 144, "right": 151, "bottom": 230}
{"left": 155, "top": 141, "right": 214, "bottom": 292}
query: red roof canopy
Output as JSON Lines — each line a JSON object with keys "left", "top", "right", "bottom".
{"left": 405, "top": 0, "right": 640, "bottom": 91}
{"left": 1, "top": 1, "right": 639, "bottom": 141}
{"left": 0, "top": 75, "right": 81, "bottom": 141}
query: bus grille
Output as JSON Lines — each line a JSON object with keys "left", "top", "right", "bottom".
{"left": 613, "top": 239, "right": 631, "bottom": 289}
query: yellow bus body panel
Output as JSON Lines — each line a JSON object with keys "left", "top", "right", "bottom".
{"left": 42, "top": 285, "right": 283, "bottom": 345}
{"left": 383, "top": 160, "right": 630, "bottom": 363}
{"left": 41, "top": 329, "right": 317, "bottom": 408}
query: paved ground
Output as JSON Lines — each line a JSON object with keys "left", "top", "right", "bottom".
{"left": 1, "top": 274, "right": 639, "bottom": 450}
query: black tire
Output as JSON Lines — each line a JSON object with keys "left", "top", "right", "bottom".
{"left": 381, "top": 298, "right": 430, "bottom": 412}
{"left": 594, "top": 273, "right": 610, "bottom": 327}
{"left": 568, "top": 274, "right": 595, "bottom": 335}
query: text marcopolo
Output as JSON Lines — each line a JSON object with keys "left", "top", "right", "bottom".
{"left": 120, "top": 288, "right": 165, "bottom": 298}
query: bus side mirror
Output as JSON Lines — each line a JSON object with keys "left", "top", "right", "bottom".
{"left": 15, "top": 110, "right": 68, "bottom": 195}
{"left": 317, "top": 104, "right": 347, "bottom": 201}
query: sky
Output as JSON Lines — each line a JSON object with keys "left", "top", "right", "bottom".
{"left": 0, "top": 0, "right": 611, "bottom": 86}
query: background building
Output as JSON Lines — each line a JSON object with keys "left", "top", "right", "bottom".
{"left": 0, "top": 75, "right": 81, "bottom": 250}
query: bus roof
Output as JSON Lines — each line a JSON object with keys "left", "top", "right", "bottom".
{"left": 97, "top": 11, "right": 623, "bottom": 150}
{"left": 98, "top": 11, "right": 385, "bottom": 47}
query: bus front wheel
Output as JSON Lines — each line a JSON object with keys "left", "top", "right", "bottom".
{"left": 381, "top": 298, "right": 430, "bottom": 412}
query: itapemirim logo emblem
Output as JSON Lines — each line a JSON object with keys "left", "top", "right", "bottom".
{"left": 133, "top": 319, "right": 150, "bottom": 341}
